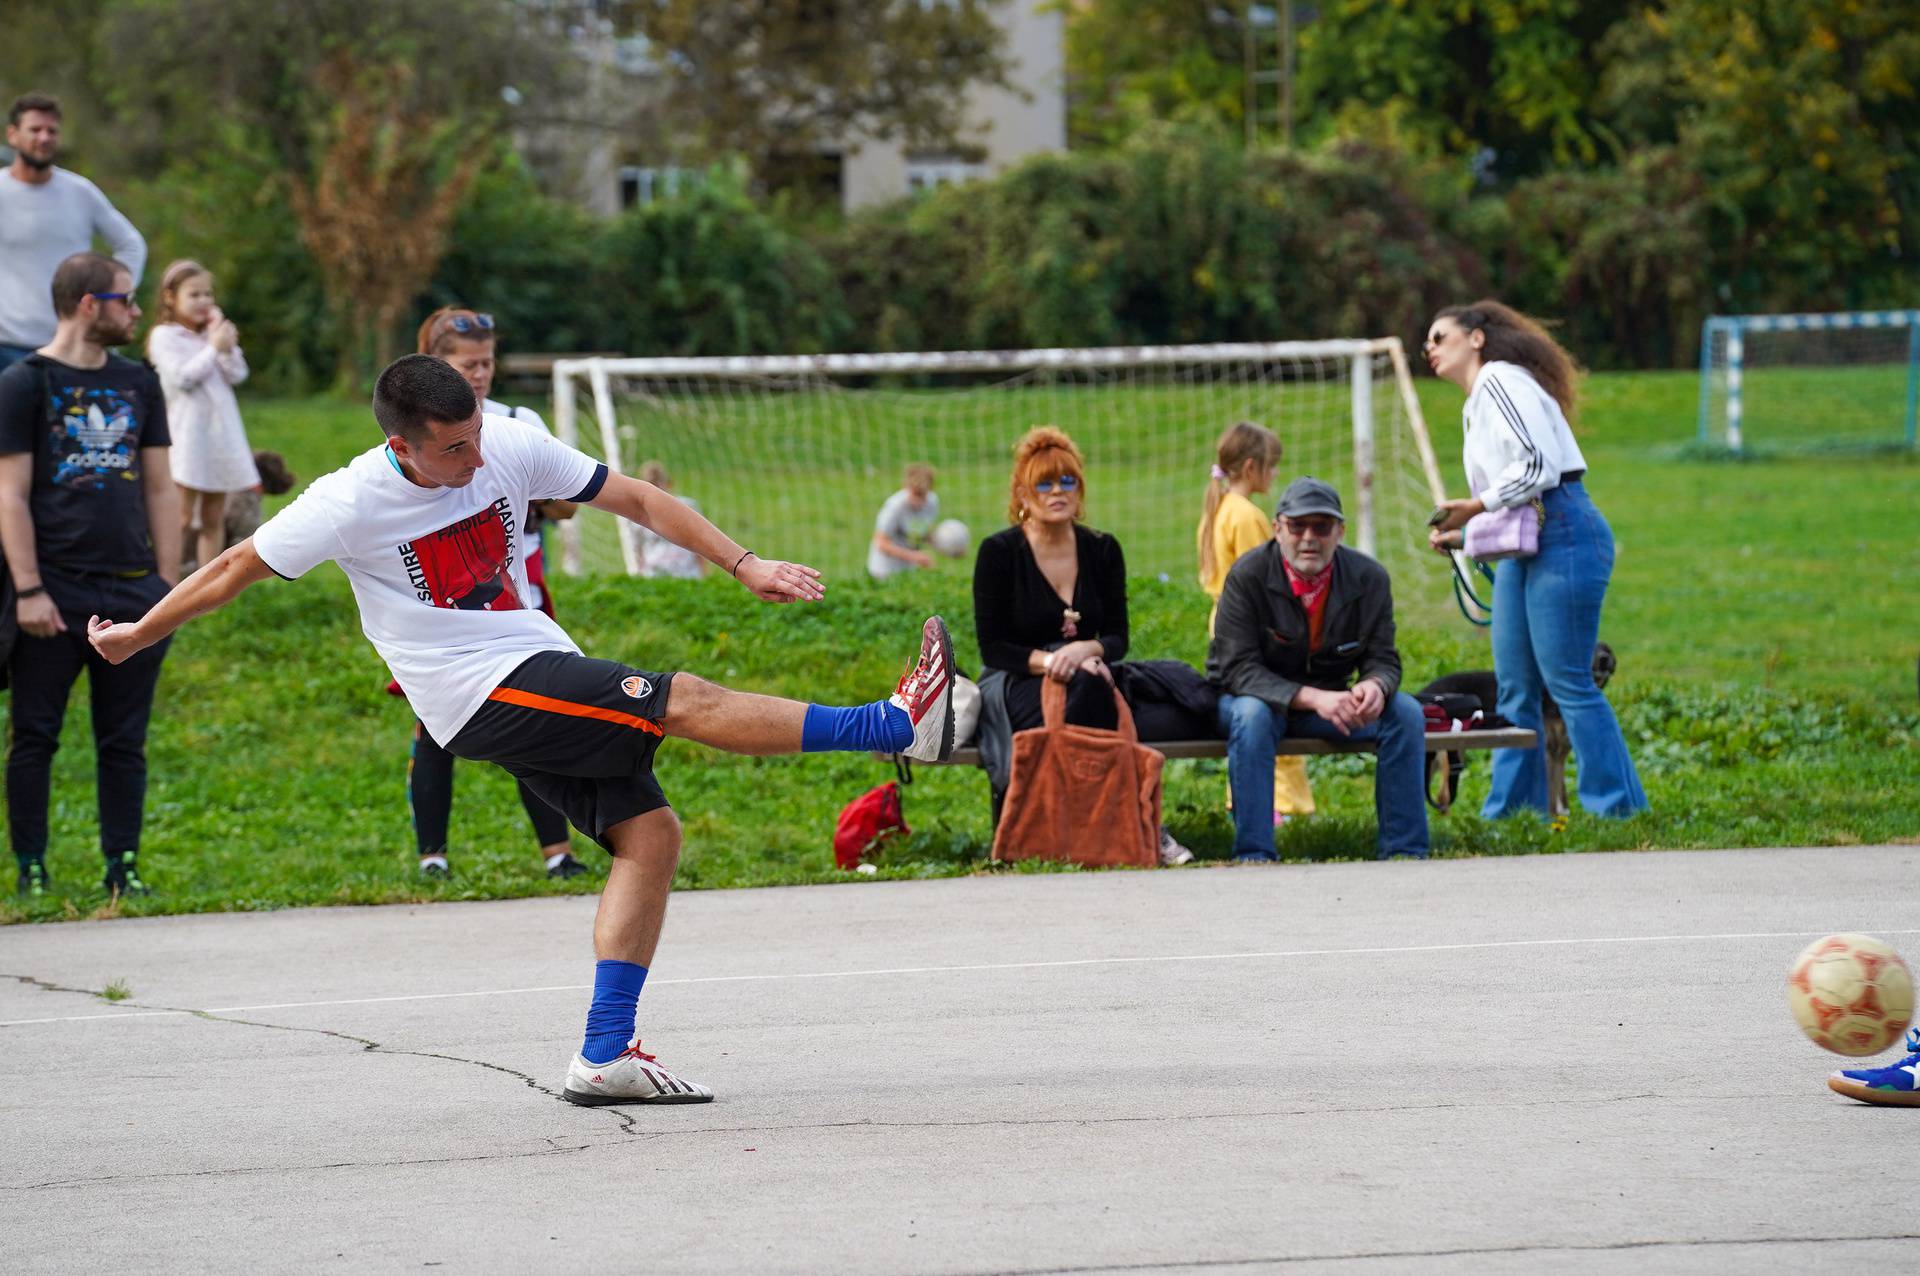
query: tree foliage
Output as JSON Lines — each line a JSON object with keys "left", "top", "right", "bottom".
{"left": 1596, "top": 0, "right": 1920, "bottom": 310}
{"left": 614, "top": 0, "right": 1014, "bottom": 176}
{"left": 95, "top": 0, "right": 552, "bottom": 384}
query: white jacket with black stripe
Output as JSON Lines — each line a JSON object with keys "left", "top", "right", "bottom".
{"left": 1460, "top": 361, "right": 1587, "bottom": 512}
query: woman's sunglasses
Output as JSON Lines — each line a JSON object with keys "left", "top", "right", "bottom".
{"left": 1033, "top": 474, "right": 1080, "bottom": 495}
{"left": 443, "top": 313, "right": 495, "bottom": 335}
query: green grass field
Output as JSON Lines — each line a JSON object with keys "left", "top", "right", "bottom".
{"left": 3, "top": 368, "right": 1916, "bottom": 922}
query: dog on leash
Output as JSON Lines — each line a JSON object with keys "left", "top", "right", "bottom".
{"left": 1418, "top": 642, "right": 1616, "bottom": 818}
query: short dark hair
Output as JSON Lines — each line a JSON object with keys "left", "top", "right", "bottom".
{"left": 372, "top": 353, "right": 478, "bottom": 444}
{"left": 9, "top": 92, "right": 60, "bottom": 126}
{"left": 50, "top": 253, "right": 126, "bottom": 319}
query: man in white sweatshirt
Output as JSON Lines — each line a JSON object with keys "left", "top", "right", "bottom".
{"left": 0, "top": 93, "right": 147, "bottom": 373}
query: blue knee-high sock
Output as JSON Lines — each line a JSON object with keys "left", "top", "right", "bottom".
{"left": 801, "top": 701, "right": 912, "bottom": 753}
{"left": 582, "top": 959, "right": 649, "bottom": 1064}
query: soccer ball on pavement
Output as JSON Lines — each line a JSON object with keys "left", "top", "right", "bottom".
{"left": 1788, "top": 933, "right": 1915, "bottom": 1056}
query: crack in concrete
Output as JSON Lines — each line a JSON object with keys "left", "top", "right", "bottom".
{"left": 578, "top": 1089, "right": 1666, "bottom": 1141}
{"left": 15, "top": 1142, "right": 593, "bottom": 1190}
{"left": 956, "top": 1231, "right": 1920, "bottom": 1273}
{"left": 1, "top": 971, "right": 640, "bottom": 1141}
{"left": 5, "top": 972, "right": 120, "bottom": 1000}
{"left": 6, "top": 1090, "right": 1669, "bottom": 1192}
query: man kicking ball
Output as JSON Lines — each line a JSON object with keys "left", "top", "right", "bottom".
{"left": 88, "top": 354, "right": 954, "bottom": 1106}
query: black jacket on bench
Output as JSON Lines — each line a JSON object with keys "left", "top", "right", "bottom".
{"left": 1205, "top": 542, "right": 1403, "bottom": 712}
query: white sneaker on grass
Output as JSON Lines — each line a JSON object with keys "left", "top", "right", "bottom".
{"left": 890, "top": 615, "right": 955, "bottom": 763}
{"left": 1158, "top": 827, "right": 1194, "bottom": 866}
{"left": 561, "top": 1042, "right": 714, "bottom": 1106}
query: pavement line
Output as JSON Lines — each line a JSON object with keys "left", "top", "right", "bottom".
{"left": 6, "top": 925, "right": 1919, "bottom": 1028}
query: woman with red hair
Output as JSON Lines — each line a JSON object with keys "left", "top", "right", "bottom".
{"left": 972, "top": 427, "right": 1194, "bottom": 864}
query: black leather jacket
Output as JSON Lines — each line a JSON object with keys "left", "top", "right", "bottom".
{"left": 1205, "top": 542, "right": 1403, "bottom": 711}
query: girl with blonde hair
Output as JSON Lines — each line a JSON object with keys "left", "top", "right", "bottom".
{"left": 147, "top": 259, "right": 255, "bottom": 572}
{"left": 1425, "top": 299, "right": 1645, "bottom": 819}
{"left": 1197, "top": 421, "right": 1313, "bottom": 822}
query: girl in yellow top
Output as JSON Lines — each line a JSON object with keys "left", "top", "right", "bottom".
{"left": 1197, "top": 421, "right": 1315, "bottom": 819}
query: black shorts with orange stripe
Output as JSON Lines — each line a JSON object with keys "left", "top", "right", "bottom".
{"left": 447, "top": 651, "right": 675, "bottom": 851}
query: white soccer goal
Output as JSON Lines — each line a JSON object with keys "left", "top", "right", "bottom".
{"left": 550, "top": 339, "right": 1453, "bottom": 610}
{"left": 1698, "top": 310, "right": 1920, "bottom": 452}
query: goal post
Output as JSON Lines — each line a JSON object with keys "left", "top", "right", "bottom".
{"left": 551, "top": 338, "right": 1452, "bottom": 612}
{"left": 1697, "top": 309, "right": 1920, "bottom": 453}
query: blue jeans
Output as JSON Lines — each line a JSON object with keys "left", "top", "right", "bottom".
{"left": 1217, "top": 691, "right": 1429, "bottom": 859}
{"left": 1485, "top": 481, "right": 1648, "bottom": 819}
{"left": 0, "top": 343, "right": 35, "bottom": 374}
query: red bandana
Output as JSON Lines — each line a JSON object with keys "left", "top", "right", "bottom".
{"left": 1281, "top": 556, "right": 1334, "bottom": 649}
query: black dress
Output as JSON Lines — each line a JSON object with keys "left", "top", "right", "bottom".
{"left": 972, "top": 523, "right": 1128, "bottom": 731}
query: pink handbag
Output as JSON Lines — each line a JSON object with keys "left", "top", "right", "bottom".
{"left": 1464, "top": 498, "right": 1545, "bottom": 562}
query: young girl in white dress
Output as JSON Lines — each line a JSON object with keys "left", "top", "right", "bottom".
{"left": 147, "top": 260, "right": 257, "bottom": 572}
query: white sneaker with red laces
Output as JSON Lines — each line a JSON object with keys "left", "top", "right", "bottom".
{"left": 890, "top": 615, "right": 955, "bottom": 763}
{"left": 561, "top": 1042, "right": 714, "bottom": 1106}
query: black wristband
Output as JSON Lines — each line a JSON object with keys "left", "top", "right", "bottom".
{"left": 730, "top": 550, "right": 755, "bottom": 577}
{"left": 16, "top": 584, "right": 47, "bottom": 599}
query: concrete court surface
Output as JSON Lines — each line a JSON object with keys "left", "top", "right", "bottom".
{"left": 5, "top": 846, "right": 1920, "bottom": 1275}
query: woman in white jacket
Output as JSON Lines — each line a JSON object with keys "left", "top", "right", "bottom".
{"left": 147, "top": 260, "right": 256, "bottom": 572}
{"left": 1425, "top": 300, "right": 1646, "bottom": 820}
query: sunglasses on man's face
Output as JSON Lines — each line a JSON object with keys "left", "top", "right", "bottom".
{"left": 1033, "top": 474, "right": 1080, "bottom": 495}
{"left": 1282, "top": 516, "right": 1340, "bottom": 538}
{"left": 446, "top": 313, "right": 495, "bottom": 335}
{"left": 89, "top": 291, "right": 135, "bottom": 306}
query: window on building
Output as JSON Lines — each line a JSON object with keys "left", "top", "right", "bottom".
{"left": 761, "top": 151, "right": 846, "bottom": 212}
{"left": 619, "top": 165, "right": 696, "bottom": 209}
{"left": 906, "top": 154, "right": 988, "bottom": 194}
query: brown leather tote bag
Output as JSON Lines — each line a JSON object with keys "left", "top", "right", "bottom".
{"left": 991, "top": 678, "right": 1164, "bottom": 867}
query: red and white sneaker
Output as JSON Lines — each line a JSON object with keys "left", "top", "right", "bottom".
{"left": 890, "top": 615, "right": 955, "bottom": 763}
{"left": 561, "top": 1042, "right": 714, "bottom": 1106}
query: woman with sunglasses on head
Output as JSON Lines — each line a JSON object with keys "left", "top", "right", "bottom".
{"left": 1424, "top": 300, "right": 1646, "bottom": 820}
{"left": 972, "top": 426, "right": 1194, "bottom": 864}
{"left": 147, "top": 260, "right": 255, "bottom": 575}
{"left": 397, "top": 306, "right": 590, "bottom": 880}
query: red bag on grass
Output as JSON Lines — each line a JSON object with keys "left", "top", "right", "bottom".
{"left": 834, "top": 781, "right": 908, "bottom": 870}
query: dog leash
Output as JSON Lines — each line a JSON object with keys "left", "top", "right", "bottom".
{"left": 1449, "top": 550, "right": 1495, "bottom": 628}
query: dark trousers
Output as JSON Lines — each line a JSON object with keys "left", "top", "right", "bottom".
{"left": 408, "top": 717, "right": 571, "bottom": 856}
{"left": 1002, "top": 668, "right": 1197, "bottom": 740}
{"left": 7, "top": 573, "right": 171, "bottom": 862}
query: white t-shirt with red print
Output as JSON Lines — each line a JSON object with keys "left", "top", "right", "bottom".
{"left": 252, "top": 413, "right": 607, "bottom": 745}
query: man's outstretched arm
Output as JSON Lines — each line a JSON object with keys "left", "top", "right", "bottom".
{"left": 88, "top": 538, "right": 276, "bottom": 665}
{"left": 586, "top": 472, "right": 824, "bottom": 603}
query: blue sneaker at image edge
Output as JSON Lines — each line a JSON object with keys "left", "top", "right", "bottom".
{"left": 1828, "top": 1028, "right": 1920, "bottom": 1107}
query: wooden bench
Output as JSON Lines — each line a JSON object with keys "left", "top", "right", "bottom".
{"left": 886, "top": 727, "right": 1537, "bottom": 815}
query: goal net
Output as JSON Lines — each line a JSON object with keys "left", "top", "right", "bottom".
{"left": 1698, "top": 310, "right": 1920, "bottom": 453}
{"left": 550, "top": 339, "right": 1453, "bottom": 616}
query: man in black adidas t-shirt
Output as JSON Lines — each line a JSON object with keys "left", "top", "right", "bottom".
{"left": 0, "top": 252, "right": 180, "bottom": 899}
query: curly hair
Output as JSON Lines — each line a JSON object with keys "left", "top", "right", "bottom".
{"left": 1432, "top": 299, "right": 1582, "bottom": 422}
{"left": 1006, "top": 426, "right": 1086, "bottom": 524}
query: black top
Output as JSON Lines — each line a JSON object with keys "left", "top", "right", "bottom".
{"left": 973, "top": 523, "right": 1129, "bottom": 673}
{"left": 0, "top": 352, "right": 171, "bottom": 575}
{"left": 1205, "top": 542, "right": 1402, "bottom": 708}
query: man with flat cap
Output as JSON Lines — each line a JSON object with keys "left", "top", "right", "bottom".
{"left": 1207, "top": 476, "right": 1428, "bottom": 862}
